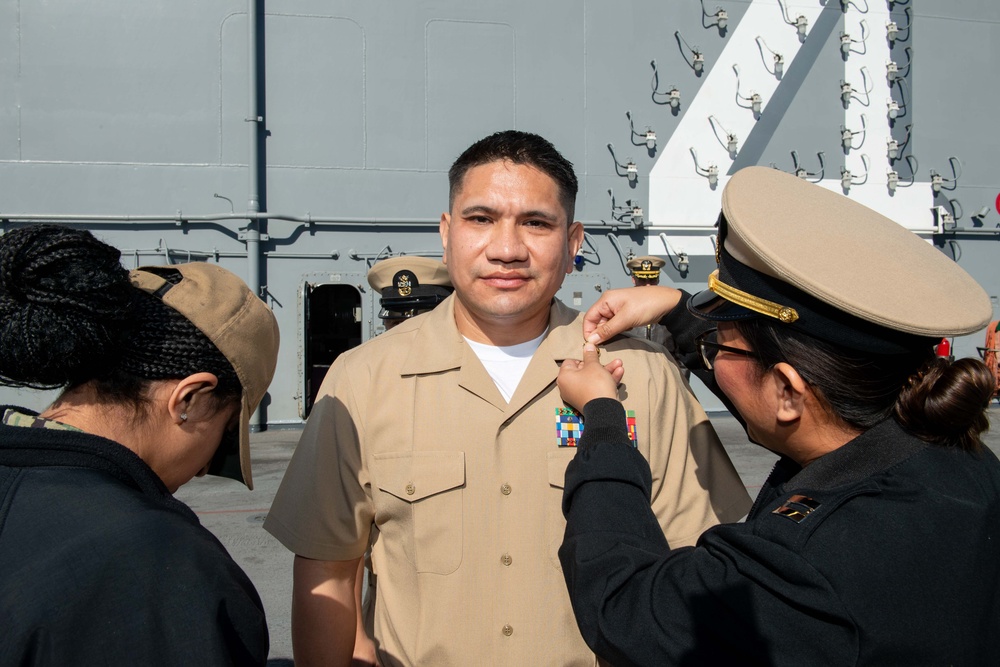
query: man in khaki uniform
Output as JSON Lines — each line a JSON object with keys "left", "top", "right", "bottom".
{"left": 624, "top": 255, "right": 688, "bottom": 379}
{"left": 367, "top": 256, "right": 453, "bottom": 331}
{"left": 626, "top": 255, "right": 665, "bottom": 287}
{"left": 264, "top": 130, "right": 751, "bottom": 666}
{"left": 624, "top": 255, "right": 674, "bottom": 350}
{"left": 355, "top": 256, "right": 454, "bottom": 623}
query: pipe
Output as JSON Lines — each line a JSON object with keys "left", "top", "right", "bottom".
{"left": 0, "top": 213, "right": 439, "bottom": 225}
{"left": 246, "top": 0, "right": 262, "bottom": 297}
{"left": 1, "top": 212, "right": 722, "bottom": 231}
{"left": 934, "top": 228, "right": 1000, "bottom": 236}
{"left": 604, "top": 232, "right": 632, "bottom": 275}
{"left": 264, "top": 251, "right": 342, "bottom": 259}
{"left": 246, "top": 0, "right": 264, "bottom": 433}
{"left": 1, "top": 212, "right": 740, "bottom": 249}
{"left": 247, "top": 0, "right": 261, "bottom": 222}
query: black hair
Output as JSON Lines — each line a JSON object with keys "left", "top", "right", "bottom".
{"left": 0, "top": 224, "right": 240, "bottom": 411}
{"left": 735, "top": 318, "right": 993, "bottom": 451}
{"left": 448, "top": 130, "right": 578, "bottom": 222}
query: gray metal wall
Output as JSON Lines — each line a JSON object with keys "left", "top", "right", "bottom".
{"left": 2, "top": 0, "right": 998, "bottom": 422}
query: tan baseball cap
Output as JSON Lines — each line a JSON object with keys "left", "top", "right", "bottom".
{"left": 130, "top": 263, "right": 280, "bottom": 489}
{"left": 688, "top": 166, "right": 992, "bottom": 352}
{"left": 627, "top": 255, "right": 666, "bottom": 279}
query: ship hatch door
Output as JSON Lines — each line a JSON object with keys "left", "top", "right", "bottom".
{"left": 303, "top": 283, "right": 362, "bottom": 417}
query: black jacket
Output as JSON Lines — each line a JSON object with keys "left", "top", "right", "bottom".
{"left": 0, "top": 408, "right": 268, "bottom": 666}
{"left": 560, "top": 399, "right": 1000, "bottom": 666}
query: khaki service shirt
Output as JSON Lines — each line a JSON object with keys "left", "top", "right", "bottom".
{"left": 265, "top": 296, "right": 751, "bottom": 667}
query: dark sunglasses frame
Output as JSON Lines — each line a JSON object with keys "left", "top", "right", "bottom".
{"left": 695, "top": 328, "right": 760, "bottom": 371}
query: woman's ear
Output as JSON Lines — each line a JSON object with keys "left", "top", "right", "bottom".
{"left": 768, "top": 362, "right": 809, "bottom": 425}
{"left": 167, "top": 372, "right": 221, "bottom": 425}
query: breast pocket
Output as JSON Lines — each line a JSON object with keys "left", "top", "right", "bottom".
{"left": 545, "top": 448, "right": 577, "bottom": 569}
{"left": 371, "top": 451, "right": 466, "bottom": 575}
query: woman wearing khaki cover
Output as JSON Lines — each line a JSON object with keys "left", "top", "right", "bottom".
{"left": 558, "top": 167, "right": 1000, "bottom": 666}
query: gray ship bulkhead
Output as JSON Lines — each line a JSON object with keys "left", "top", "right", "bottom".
{"left": 1, "top": 0, "right": 997, "bottom": 425}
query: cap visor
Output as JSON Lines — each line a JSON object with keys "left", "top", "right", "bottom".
{"left": 238, "top": 394, "right": 253, "bottom": 489}
{"left": 206, "top": 393, "right": 254, "bottom": 489}
{"left": 687, "top": 288, "right": 760, "bottom": 322}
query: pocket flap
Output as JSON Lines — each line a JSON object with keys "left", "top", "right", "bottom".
{"left": 547, "top": 449, "right": 577, "bottom": 489}
{"left": 372, "top": 451, "right": 466, "bottom": 502}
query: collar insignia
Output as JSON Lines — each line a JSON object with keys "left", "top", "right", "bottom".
{"left": 772, "top": 494, "right": 821, "bottom": 523}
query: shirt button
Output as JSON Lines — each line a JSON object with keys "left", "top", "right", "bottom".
{"left": 500, "top": 483, "right": 512, "bottom": 495}
{"left": 405, "top": 483, "right": 415, "bottom": 496}
{"left": 500, "top": 553, "right": 513, "bottom": 566}
{"left": 502, "top": 624, "right": 514, "bottom": 637}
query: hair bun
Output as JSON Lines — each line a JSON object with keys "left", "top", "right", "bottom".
{"left": 895, "top": 357, "right": 995, "bottom": 450}
{"left": 0, "top": 225, "right": 135, "bottom": 388}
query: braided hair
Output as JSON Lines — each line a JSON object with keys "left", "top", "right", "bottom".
{"left": 0, "top": 224, "right": 240, "bottom": 410}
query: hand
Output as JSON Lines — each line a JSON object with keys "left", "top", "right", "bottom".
{"left": 558, "top": 343, "right": 625, "bottom": 412}
{"left": 352, "top": 634, "right": 378, "bottom": 666}
{"left": 583, "top": 286, "right": 684, "bottom": 345}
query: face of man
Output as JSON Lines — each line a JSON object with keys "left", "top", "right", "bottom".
{"left": 440, "top": 160, "right": 584, "bottom": 344}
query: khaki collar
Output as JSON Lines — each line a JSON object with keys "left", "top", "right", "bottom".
{"left": 400, "top": 294, "right": 585, "bottom": 377}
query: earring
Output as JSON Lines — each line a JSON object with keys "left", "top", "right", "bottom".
{"left": 180, "top": 412, "right": 188, "bottom": 422}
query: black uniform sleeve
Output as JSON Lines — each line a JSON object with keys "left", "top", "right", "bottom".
{"left": 658, "top": 290, "right": 747, "bottom": 424}
{"left": 659, "top": 290, "right": 708, "bottom": 372}
{"left": 559, "top": 399, "right": 859, "bottom": 666}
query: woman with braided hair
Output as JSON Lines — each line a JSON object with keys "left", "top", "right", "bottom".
{"left": 556, "top": 167, "right": 1000, "bottom": 666}
{"left": 0, "top": 224, "right": 279, "bottom": 665}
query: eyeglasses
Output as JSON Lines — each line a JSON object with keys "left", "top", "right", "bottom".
{"left": 695, "top": 328, "right": 759, "bottom": 371}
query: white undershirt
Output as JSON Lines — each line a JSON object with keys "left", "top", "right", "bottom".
{"left": 464, "top": 330, "right": 547, "bottom": 402}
